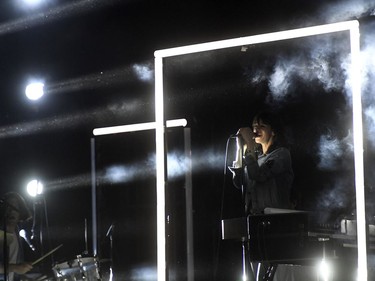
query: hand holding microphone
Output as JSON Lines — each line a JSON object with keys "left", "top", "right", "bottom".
{"left": 236, "top": 127, "right": 257, "bottom": 154}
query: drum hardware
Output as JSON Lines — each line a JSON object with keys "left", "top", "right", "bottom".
{"left": 52, "top": 255, "right": 101, "bottom": 281}
{"left": 106, "top": 223, "right": 115, "bottom": 281}
{"left": 51, "top": 218, "right": 106, "bottom": 281}
{"left": 83, "top": 218, "right": 89, "bottom": 256}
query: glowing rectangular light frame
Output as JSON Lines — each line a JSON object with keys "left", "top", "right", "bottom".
{"left": 92, "top": 118, "right": 187, "bottom": 136}
{"left": 154, "top": 20, "right": 366, "bottom": 281}
{"left": 92, "top": 118, "right": 187, "bottom": 281}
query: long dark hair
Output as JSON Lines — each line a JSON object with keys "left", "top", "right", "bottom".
{"left": 252, "top": 111, "right": 286, "bottom": 153}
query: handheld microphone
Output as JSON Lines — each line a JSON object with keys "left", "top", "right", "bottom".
{"left": 228, "top": 134, "right": 243, "bottom": 170}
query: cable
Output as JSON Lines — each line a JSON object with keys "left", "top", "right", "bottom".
{"left": 213, "top": 135, "right": 240, "bottom": 280}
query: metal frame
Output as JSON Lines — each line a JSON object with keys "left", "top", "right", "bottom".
{"left": 154, "top": 20, "right": 365, "bottom": 281}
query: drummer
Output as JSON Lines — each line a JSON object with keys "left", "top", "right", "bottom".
{"left": 0, "top": 192, "right": 33, "bottom": 281}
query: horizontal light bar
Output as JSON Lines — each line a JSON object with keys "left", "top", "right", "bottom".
{"left": 154, "top": 20, "right": 359, "bottom": 58}
{"left": 92, "top": 118, "right": 187, "bottom": 136}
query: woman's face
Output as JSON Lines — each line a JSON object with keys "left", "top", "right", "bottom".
{"left": 252, "top": 119, "right": 274, "bottom": 145}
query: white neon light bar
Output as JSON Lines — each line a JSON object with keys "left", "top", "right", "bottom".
{"left": 92, "top": 117, "right": 186, "bottom": 281}
{"left": 155, "top": 20, "right": 366, "bottom": 281}
{"left": 92, "top": 118, "right": 187, "bottom": 136}
{"left": 155, "top": 20, "right": 359, "bottom": 58}
{"left": 155, "top": 56, "right": 166, "bottom": 281}
{"left": 350, "top": 26, "right": 367, "bottom": 281}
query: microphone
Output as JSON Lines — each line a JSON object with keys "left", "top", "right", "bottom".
{"left": 230, "top": 133, "right": 240, "bottom": 137}
{"left": 19, "top": 229, "right": 35, "bottom": 251}
{"left": 231, "top": 133, "right": 258, "bottom": 140}
{"left": 229, "top": 134, "right": 243, "bottom": 169}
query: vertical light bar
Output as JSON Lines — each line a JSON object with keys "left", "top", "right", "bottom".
{"left": 155, "top": 56, "right": 166, "bottom": 281}
{"left": 184, "top": 128, "right": 195, "bottom": 281}
{"left": 90, "top": 138, "right": 98, "bottom": 256}
{"left": 350, "top": 23, "right": 367, "bottom": 281}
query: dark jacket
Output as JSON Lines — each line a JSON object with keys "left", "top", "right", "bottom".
{"left": 233, "top": 147, "right": 294, "bottom": 214}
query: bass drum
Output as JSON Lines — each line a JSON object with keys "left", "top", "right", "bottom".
{"left": 52, "top": 256, "right": 100, "bottom": 281}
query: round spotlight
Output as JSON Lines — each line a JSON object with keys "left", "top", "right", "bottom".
{"left": 22, "top": 0, "right": 43, "bottom": 6}
{"left": 27, "top": 179, "right": 43, "bottom": 197}
{"left": 25, "top": 82, "right": 44, "bottom": 100}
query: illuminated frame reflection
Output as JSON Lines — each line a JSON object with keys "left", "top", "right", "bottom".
{"left": 154, "top": 20, "right": 365, "bottom": 281}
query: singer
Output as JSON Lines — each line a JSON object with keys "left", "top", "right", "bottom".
{"left": 229, "top": 111, "right": 295, "bottom": 281}
{"left": 230, "top": 111, "right": 294, "bottom": 215}
{"left": 0, "top": 192, "right": 33, "bottom": 281}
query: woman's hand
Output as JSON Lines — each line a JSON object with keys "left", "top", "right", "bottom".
{"left": 237, "top": 127, "right": 256, "bottom": 151}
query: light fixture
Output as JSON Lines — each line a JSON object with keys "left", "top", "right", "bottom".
{"left": 25, "top": 82, "right": 44, "bottom": 101}
{"left": 26, "top": 179, "right": 44, "bottom": 197}
{"left": 93, "top": 118, "right": 187, "bottom": 136}
{"left": 22, "top": 0, "right": 43, "bottom": 5}
{"left": 155, "top": 20, "right": 365, "bottom": 281}
{"left": 91, "top": 118, "right": 187, "bottom": 259}
{"left": 318, "top": 259, "right": 331, "bottom": 281}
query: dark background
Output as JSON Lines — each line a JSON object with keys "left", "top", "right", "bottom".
{"left": 0, "top": 0, "right": 374, "bottom": 280}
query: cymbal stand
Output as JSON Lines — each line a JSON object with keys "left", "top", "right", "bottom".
{"left": 106, "top": 223, "right": 115, "bottom": 281}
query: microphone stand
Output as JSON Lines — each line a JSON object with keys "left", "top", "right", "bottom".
{"left": 106, "top": 223, "right": 115, "bottom": 281}
{"left": 226, "top": 135, "right": 255, "bottom": 281}
{"left": 83, "top": 218, "right": 89, "bottom": 256}
{"left": 240, "top": 169, "right": 255, "bottom": 281}
{"left": 3, "top": 211, "right": 9, "bottom": 281}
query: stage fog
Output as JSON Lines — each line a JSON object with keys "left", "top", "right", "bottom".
{"left": 8, "top": 18, "right": 375, "bottom": 281}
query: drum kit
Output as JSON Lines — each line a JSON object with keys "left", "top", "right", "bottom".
{"left": 20, "top": 243, "right": 108, "bottom": 281}
{"left": 21, "top": 220, "right": 114, "bottom": 281}
{"left": 51, "top": 256, "right": 101, "bottom": 281}
{"left": 23, "top": 253, "right": 109, "bottom": 281}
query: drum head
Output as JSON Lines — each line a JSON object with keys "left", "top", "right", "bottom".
{"left": 52, "top": 256, "right": 99, "bottom": 280}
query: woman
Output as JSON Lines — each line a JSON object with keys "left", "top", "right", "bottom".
{"left": 232, "top": 111, "right": 294, "bottom": 214}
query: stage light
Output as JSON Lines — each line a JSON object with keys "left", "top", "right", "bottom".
{"left": 155, "top": 21, "right": 360, "bottom": 58}
{"left": 155, "top": 20, "right": 365, "bottom": 281}
{"left": 25, "top": 82, "right": 44, "bottom": 100}
{"left": 92, "top": 118, "right": 187, "bottom": 136}
{"left": 21, "top": 0, "right": 43, "bottom": 5}
{"left": 26, "top": 179, "right": 43, "bottom": 197}
{"left": 318, "top": 259, "right": 331, "bottom": 281}
{"left": 92, "top": 117, "right": 187, "bottom": 267}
